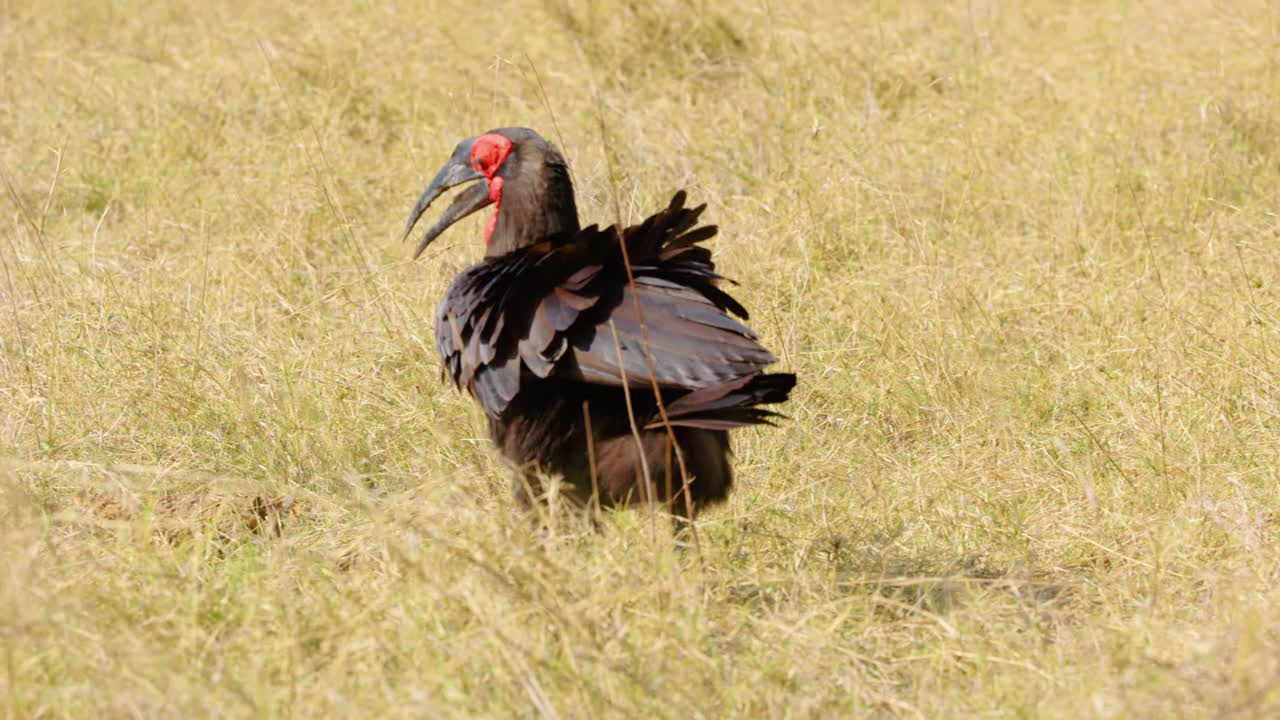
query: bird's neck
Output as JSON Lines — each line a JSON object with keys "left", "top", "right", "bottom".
{"left": 485, "top": 162, "right": 580, "bottom": 257}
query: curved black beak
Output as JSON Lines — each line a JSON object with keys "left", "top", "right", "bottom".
{"left": 402, "top": 138, "right": 494, "bottom": 259}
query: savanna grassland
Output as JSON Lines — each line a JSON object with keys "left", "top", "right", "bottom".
{"left": 2, "top": 0, "right": 1279, "bottom": 716}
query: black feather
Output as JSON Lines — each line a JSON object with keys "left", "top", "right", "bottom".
{"left": 413, "top": 128, "right": 795, "bottom": 522}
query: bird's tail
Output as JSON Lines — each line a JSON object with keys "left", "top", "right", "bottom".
{"left": 645, "top": 373, "right": 797, "bottom": 431}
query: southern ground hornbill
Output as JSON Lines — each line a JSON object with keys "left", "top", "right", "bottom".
{"left": 402, "top": 127, "right": 795, "bottom": 527}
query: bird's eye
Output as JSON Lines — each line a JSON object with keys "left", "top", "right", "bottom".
{"left": 470, "top": 135, "right": 513, "bottom": 176}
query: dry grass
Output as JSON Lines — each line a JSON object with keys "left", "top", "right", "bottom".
{"left": 3, "top": 0, "right": 1279, "bottom": 716}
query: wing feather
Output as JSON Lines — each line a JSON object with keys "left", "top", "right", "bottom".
{"left": 432, "top": 191, "right": 780, "bottom": 418}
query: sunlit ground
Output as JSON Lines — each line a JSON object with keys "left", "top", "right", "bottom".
{"left": 2, "top": 1, "right": 1278, "bottom": 716}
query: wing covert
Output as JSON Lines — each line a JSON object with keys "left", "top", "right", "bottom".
{"left": 433, "top": 191, "right": 777, "bottom": 418}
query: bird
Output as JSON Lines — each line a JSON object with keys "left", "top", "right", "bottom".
{"left": 402, "top": 127, "right": 795, "bottom": 529}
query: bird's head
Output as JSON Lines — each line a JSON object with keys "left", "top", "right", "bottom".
{"left": 402, "top": 127, "right": 579, "bottom": 259}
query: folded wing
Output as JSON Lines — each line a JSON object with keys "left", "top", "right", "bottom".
{"left": 435, "top": 192, "right": 784, "bottom": 419}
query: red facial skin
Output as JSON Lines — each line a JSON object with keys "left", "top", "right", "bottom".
{"left": 470, "top": 134, "right": 514, "bottom": 245}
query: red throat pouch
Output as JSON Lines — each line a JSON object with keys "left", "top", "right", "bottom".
{"left": 484, "top": 176, "right": 504, "bottom": 245}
